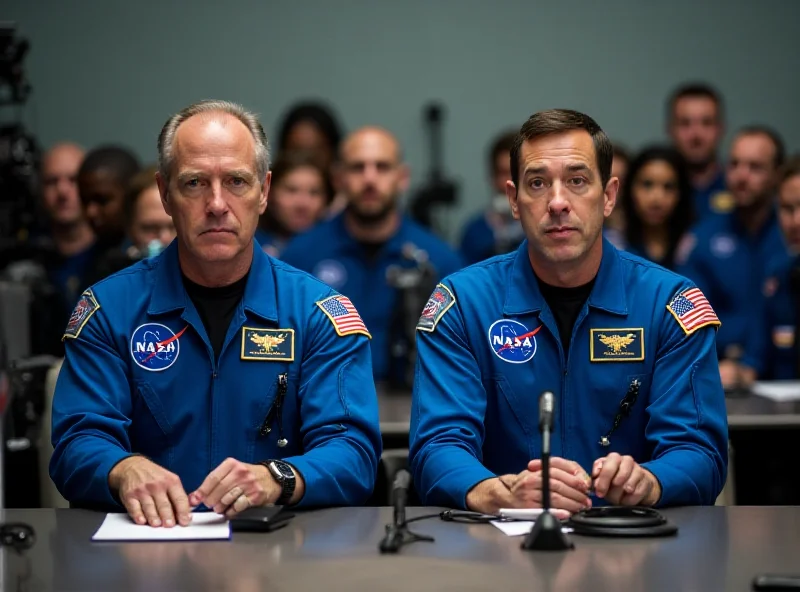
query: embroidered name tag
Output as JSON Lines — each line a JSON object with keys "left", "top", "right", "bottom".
{"left": 241, "top": 328, "right": 295, "bottom": 361}
{"left": 590, "top": 328, "right": 644, "bottom": 362}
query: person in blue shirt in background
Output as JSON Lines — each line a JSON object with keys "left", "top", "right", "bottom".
{"left": 255, "top": 151, "right": 330, "bottom": 258}
{"left": 675, "top": 126, "right": 786, "bottom": 389}
{"left": 667, "top": 82, "right": 732, "bottom": 221}
{"left": 410, "top": 109, "right": 727, "bottom": 515}
{"left": 50, "top": 100, "right": 382, "bottom": 527}
{"left": 281, "top": 127, "right": 464, "bottom": 384}
{"left": 459, "top": 130, "right": 525, "bottom": 264}
{"left": 616, "top": 145, "right": 694, "bottom": 270}
{"left": 761, "top": 156, "right": 800, "bottom": 379}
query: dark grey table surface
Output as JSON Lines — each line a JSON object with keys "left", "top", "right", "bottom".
{"left": 3, "top": 506, "right": 800, "bottom": 591}
{"left": 377, "top": 390, "right": 800, "bottom": 435}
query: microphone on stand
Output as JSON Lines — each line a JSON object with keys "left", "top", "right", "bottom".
{"left": 379, "top": 470, "right": 434, "bottom": 553}
{"left": 522, "top": 391, "right": 574, "bottom": 551}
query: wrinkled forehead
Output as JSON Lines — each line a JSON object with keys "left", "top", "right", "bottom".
{"left": 173, "top": 112, "right": 257, "bottom": 171}
{"left": 519, "top": 130, "right": 597, "bottom": 174}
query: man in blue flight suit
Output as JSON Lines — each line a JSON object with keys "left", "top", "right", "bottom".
{"left": 50, "top": 100, "right": 382, "bottom": 528}
{"left": 667, "top": 83, "right": 732, "bottom": 220}
{"left": 675, "top": 126, "right": 786, "bottom": 388}
{"left": 458, "top": 130, "right": 525, "bottom": 265}
{"left": 281, "top": 127, "right": 463, "bottom": 384}
{"left": 410, "top": 109, "right": 728, "bottom": 515}
{"left": 761, "top": 157, "right": 800, "bottom": 379}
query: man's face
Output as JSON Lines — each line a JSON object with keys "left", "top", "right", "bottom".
{"left": 778, "top": 174, "right": 800, "bottom": 252}
{"left": 78, "top": 169, "right": 127, "bottom": 241}
{"left": 492, "top": 150, "right": 512, "bottom": 195}
{"left": 130, "top": 184, "right": 176, "bottom": 251}
{"left": 339, "top": 129, "right": 408, "bottom": 224}
{"left": 669, "top": 97, "right": 722, "bottom": 168}
{"left": 157, "top": 113, "right": 268, "bottom": 264}
{"left": 506, "top": 130, "right": 616, "bottom": 266}
{"left": 42, "top": 144, "right": 85, "bottom": 226}
{"left": 285, "top": 121, "right": 334, "bottom": 170}
{"left": 270, "top": 166, "right": 327, "bottom": 235}
{"left": 726, "top": 133, "right": 778, "bottom": 208}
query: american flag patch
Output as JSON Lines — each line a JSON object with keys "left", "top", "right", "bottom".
{"left": 316, "top": 295, "right": 371, "bottom": 338}
{"left": 667, "top": 288, "right": 721, "bottom": 335}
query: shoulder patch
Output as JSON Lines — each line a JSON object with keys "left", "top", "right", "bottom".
{"left": 63, "top": 289, "right": 100, "bottom": 340}
{"left": 416, "top": 284, "right": 456, "bottom": 332}
{"left": 315, "top": 295, "right": 371, "bottom": 338}
{"left": 666, "top": 287, "right": 720, "bottom": 335}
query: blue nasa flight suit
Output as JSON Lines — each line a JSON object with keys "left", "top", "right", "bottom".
{"left": 674, "top": 209, "right": 785, "bottom": 372}
{"left": 693, "top": 169, "right": 733, "bottom": 221}
{"left": 254, "top": 228, "right": 288, "bottom": 258}
{"left": 280, "top": 213, "right": 465, "bottom": 380}
{"left": 50, "top": 240, "right": 382, "bottom": 510}
{"left": 761, "top": 252, "right": 798, "bottom": 379}
{"left": 410, "top": 239, "right": 728, "bottom": 508}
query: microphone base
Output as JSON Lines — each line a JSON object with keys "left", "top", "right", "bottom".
{"left": 521, "top": 510, "right": 574, "bottom": 551}
{"left": 378, "top": 523, "right": 435, "bottom": 554}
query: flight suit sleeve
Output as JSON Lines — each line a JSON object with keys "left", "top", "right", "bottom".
{"left": 640, "top": 285, "right": 729, "bottom": 506}
{"left": 282, "top": 294, "right": 382, "bottom": 507}
{"left": 409, "top": 284, "right": 495, "bottom": 508}
{"left": 49, "top": 290, "right": 137, "bottom": 508}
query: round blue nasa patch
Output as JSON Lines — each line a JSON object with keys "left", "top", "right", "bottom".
{"left": 488, "top": 319, "right": 538, "bottom": 364}
{"left": 130, "top": 323, "right": 184, "bottom": 371}
{"left": 313, "top": 260, "right": 347, "bottom": 289}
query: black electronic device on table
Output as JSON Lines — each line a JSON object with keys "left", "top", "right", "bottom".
{"left": 230, "top": 506, "right": 294, "bottom": 533}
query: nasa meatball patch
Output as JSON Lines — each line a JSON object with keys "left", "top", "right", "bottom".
{"left": 63, "top": 289, "right": 100, "bottom": 340}
{"left": 130, "top": 323, "right": 187, "bottom": 371}
{"left": 416, "top": 284, "right": 456, "bottom": 332}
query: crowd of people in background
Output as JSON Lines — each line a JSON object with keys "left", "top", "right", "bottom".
{"left": 11, "top": 81, "right": 800, "bottom": 390}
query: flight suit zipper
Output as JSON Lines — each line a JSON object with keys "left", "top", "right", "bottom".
{"left": 260, "top": 373, "right": 288, "bottom": 447}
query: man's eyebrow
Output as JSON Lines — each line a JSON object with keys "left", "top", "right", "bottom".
{"left": 566, "top": 163, "right": 592, "bottom": 173}
{"left": 523, "top": 165, "right": 548, "bottom": 176}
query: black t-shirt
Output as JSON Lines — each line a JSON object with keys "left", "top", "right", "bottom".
{"left": 182, "top": 271, "right": 249, "bottom": 361}
{"left": 536, "top": 275, "right": 596, "bottom": 355}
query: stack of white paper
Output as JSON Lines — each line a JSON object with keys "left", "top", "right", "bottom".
{"left": 751, "top": 381, "right": 800, "bottom": 402}
{"left": 92, "top": 512, "right": 231, "bottom": 541}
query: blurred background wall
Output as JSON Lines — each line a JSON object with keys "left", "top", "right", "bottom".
{"left": 4, "top": 0, "right": 799, "bottom": 239}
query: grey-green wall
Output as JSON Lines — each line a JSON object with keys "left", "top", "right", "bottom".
{"left": 5, "top": 0, "right": 800, "bottom": 240}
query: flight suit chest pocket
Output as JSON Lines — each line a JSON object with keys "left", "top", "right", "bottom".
{"left": 595, "top": 373, "right": 652, "bottom": 454}
{"left": 131, "top": 381, "right": 173, "bottom": 464}
{"left": 251, "top": 370, "right": 300, "bottom": 458}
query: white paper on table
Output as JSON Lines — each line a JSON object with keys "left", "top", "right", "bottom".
{"left": 751, "top": 380, "right": 800, "bottom": 402}
{"left": 92, "top": 512, "right": 231, "bottom": 541}
{"left": 490, "top": 520, "right": 573, "bottom": 537}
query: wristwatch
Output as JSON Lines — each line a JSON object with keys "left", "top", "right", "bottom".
{"left": 262, "top": 459, "right": 296, "bottom": 505}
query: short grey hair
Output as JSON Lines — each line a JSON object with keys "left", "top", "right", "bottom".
{"left": 157, "top": 99, "right": 270, "bottom": 186}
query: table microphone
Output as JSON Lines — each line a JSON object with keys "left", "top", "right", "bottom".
{"left": 379, "top": 470, "right": 433, "bottom": 553}
{"left": 522, "top": 391, "right": 574, "bottom": 551}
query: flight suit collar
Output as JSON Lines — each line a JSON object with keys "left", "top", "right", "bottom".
{"left": 503, "top": 238, "right": 628, "bottom": 316}
{"left": 147, "top": 239, "right": 279, "bottom": 322}
{"left": 332, "top": 211, "right": 410, "bottom": 257}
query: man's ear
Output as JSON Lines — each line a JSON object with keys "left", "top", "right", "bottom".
{"left": 603, "top": 176, "right": 619, "bottom": 219}
{"left": 156, "top": 171, "right": 171, "bottom": 216}
{"left": 259, "top": 171, "right": 271, "bottom": 215}
{"left": 506, "top": 179, "right": 520, "bottom": 220}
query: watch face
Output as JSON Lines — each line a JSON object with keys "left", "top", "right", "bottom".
{"left": 270, "top": 461, "right": 295, "bottom": 480}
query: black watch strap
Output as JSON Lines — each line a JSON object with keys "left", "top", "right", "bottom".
{"left": 262, "top": 460, "right": 296, "bottom": 505}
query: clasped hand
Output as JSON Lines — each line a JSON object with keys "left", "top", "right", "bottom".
{"left": 110, "top": 456, "right": 280, "bottom": 527}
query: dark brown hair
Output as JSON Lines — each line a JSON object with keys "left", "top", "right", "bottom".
{"left": 509, "top": 109, "right": 613, "bottom": 188}
{"left": 778, "top": 155, "right": 800, "bottom": 189}
{"left": 124, "top": 164, "right": 159, "bottom": 223}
